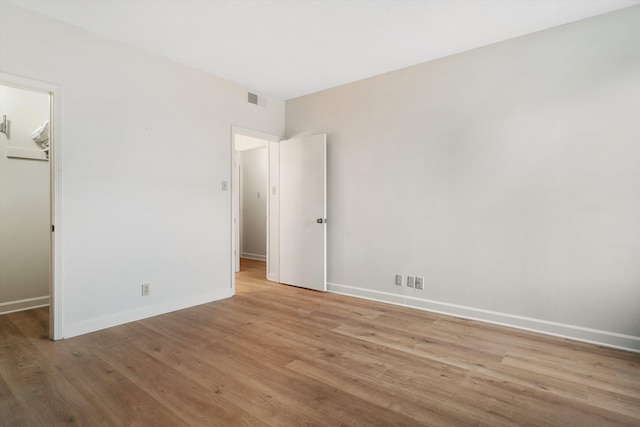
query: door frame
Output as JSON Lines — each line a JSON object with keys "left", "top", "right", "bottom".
{"left": 0, "top": 72, "right": 63, "bottom": 340}
{"left": 230, "top": 126, "right": 280, "bottom": 291}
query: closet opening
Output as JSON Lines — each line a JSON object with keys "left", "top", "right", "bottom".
{"left": 0, "top": 83, "right": 51, "bottom": 331}
{"left": 0, "top": 72, "right": 61, "bottom": 340}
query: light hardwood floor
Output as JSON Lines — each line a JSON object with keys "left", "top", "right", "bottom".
{"left": 1, "top": 258, "right": 639, "bottom": 426}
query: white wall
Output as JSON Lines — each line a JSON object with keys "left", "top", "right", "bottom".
{"left": 239, "top": 147, "right": 267, "bottom": 260}
{"left": 286, "top": 6, "right": 640, "bottom": 351}
{"left": 0, "top": 84, "right": 50, "bottom": 313}
{"left": 0, "top": 3, "right": 284, "bottom": 337}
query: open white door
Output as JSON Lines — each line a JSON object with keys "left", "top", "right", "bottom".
{"left": 279, "top": 134, "right": 326, "bottom": 291}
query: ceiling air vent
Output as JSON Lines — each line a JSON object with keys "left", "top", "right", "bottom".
{"left": 247, "top": 91, "right": 266, "bottom": 107}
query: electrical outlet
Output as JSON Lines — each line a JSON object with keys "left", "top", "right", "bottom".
{"left": 141, "top": 283, "right": 150, "bottom": 296}
{"left": 395, "top": 274, "right": 403, "bottom": 286}
{"left": 415, "top": 277, "right": 424, "bottom": 290}
{"left": 407, "top": 276, "right": 415, "bottom": 288}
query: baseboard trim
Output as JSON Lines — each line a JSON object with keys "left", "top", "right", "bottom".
{"left": 241, "top": 253, "right": 266, "bottom": 261}
{"left": 62, "top": 289, "right": 233, "bottom": 339}
{"left": 0, "top": 296, "right": 49, "bottom": 315}
{"left": 327, "top": 282, "right": 640, "bottom": 353}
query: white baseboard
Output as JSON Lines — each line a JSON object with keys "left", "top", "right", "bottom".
{"left": 327, "top": 282, "right": 640, "bottom": 353}
{"left": 62, "top": 289, "right": 233, "bottom": 339}
{"left": 241, "top": 253, "right": 266, "bottom": 261}
{"left": 0, "top": 296, "right": 49, "bottom": 315}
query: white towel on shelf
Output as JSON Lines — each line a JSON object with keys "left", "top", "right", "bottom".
{"left": 31, "top": 120, "right": 49, "bottom": 146}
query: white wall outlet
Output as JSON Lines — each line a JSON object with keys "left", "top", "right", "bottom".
{"left": 141, "top": 283, "right": 150, "bottom": 296}
{"left": 415, "top": 277, "right": 424, "bottom": 290}
{"left": 221, "top": 180, "right": 228, "bottom": 191}
{"left": 407, "top": 276, "right": 415, "bottom": 288}
{"left": 395, "top": 274, "right": 403, "bottom": 286}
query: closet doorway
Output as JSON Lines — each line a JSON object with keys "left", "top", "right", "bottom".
{"left": 0, "top": 73, "right": 61, "bottom": 339}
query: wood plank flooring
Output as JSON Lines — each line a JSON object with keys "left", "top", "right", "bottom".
{"left": 1, "top": 258, "right": 639, "bottom": 426}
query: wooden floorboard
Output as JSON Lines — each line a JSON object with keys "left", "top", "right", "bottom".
{"left": 1, "top": 258, "right": 639, "bottom": 426}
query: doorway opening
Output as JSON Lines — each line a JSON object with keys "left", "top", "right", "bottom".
{"left": 0, "top": 83, "right": 50, "bottom": 317}
{"left": 235, "top": 135, "right": 267, "bottom": 267}
{"left": 231, "top": 127, "right": 280, "bottom": 291}
{"left": 0, "top": 72, "right": 61, "bottom": 339}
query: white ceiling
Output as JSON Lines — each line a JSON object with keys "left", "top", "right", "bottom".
{"left": 9, "top": 0, "right": 640, "bottom": 100}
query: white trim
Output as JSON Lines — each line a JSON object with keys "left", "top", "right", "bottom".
{"left": 232, "top": 139, "right": 240, "bottom": 278}
{"left": 0, "top": 72, "right": 63, "bottom": 340}
{"left": 0, "top": 296, "right": 50, "bottom": 315}
{"left": 267, "top": 140, "right": 280, "bottom": 283}
{"left": 327, "top": 282, "right": 640, "bottom": 353}
{"left": 240, "top": 253, "right": 266, "bottom": 261}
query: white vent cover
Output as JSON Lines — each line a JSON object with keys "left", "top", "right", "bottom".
{"left": 247, "top": 91, "right": 266, "bottom": 107}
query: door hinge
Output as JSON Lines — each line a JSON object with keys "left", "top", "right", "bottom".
{"left": 51, "top": 224, "right": 55, "bottom": 232}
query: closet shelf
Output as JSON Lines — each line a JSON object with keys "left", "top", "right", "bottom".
{"left": 6, "top": 146, "right": 49, "bottom": 161}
